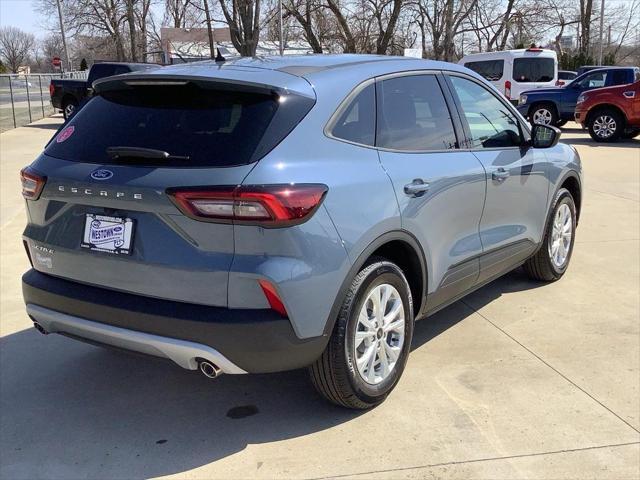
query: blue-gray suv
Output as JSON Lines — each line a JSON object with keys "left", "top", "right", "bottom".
{"left": 21, "top": 55, "right": 582, "bottom": 409}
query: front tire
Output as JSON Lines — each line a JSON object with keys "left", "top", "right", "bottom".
{"left": 524, "top": 188, "right": 576, "bottom": 282}
{"left": 530, "top": 103, "right": 558, "bottom": 126}
{"left": 310, "top": 259, "right": 414, "bottom": 409}
{"left": 588, "top": 109, "right": 624, "bottom": 142}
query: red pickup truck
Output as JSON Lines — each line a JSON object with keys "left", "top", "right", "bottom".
{"left": 575, "top": 79, "right": 640, "bottom": 142}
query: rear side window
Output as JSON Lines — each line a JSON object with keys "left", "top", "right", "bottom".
{"left": 376, "top": 75, "right": 457, "bottom": 151}
{"left": 610, "top": 69, "right": 630, "bottom": 85}
{"left": 513, "top": 58, "right": 555, "bottom": 82}
{"left": 330, "top": 83, "right": 376, "bottom": 146}
{"left": 464, "top": 60, "right": 504, "bottom": 81}
{"left": 44, "top": 84, "right": 309, "bottom": 167}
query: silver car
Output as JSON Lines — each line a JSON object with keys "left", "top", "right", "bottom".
{"left": 21, "top": 55, "right": 582, "bottom": 409}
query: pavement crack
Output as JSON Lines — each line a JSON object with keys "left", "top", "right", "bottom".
{"left": 311, "top": 441, "right": 640, "bottom": 479}
{"left": 462, "top": 300, "right": 640, "bottom": 436}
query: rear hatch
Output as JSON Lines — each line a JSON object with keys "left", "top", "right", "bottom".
{"left": 24, "top": 70, "right": 315, "bottom": 306}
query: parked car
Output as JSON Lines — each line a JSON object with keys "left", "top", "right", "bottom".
{"left": 50, "top": 62, "right": 158, "bottom": 119}
{"left": 517, "top": 66, "right": 640, "bottom": 126}
{"left": 575, "top": 79, "right": 640, "bottom": 142}
{"left": 459, "top": 48, "right": 558, "bottom": 104}
{"left": 556, "top": 70, "right": 577, "bottom": 86}
{"left": 21, "top": 55, "right": 583, "bottom": 409}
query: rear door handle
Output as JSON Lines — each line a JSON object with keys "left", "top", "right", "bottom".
{"left": 492, "top": 168, "right": 510, "bottom": 182}
{"left": 404, "top": 179, "right": 430, "bottom": 197}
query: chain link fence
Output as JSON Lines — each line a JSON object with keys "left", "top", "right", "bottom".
{"left": 0, "top": 71, "right": 89, "bottom": 133}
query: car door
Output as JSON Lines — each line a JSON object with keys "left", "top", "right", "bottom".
{"left": 375, "top": 72, "right": 487, "bottom": 314}
{"left": 444, "top": 74, "right": 550, "bottom": 285}
{"left": 562, "top": 70, "right": 609, "bottom": 113}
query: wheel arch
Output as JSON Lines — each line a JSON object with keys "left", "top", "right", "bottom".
{"left": 323, "top": 230, "right": 428, "bottom": 336}
{"left": 559, "top": 172, "right": 582, "bottom": 223}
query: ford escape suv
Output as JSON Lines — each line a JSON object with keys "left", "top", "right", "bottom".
{"left": 21, "top": 55, "right": 582, "bottom": 409}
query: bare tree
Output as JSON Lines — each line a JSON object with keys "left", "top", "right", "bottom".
{"left": 217, "top": 0, "right": 262, "bottom": 56}
{"left": 0, "top": 26, "right": 36, "bottom": 73}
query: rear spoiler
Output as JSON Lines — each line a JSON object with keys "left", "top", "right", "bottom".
{"left": 93, "top": 68, "right": 316, "bottom": 100}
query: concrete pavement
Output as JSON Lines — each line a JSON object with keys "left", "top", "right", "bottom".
{"left": 0, "top": 118, "right": 638, "bottom": 479}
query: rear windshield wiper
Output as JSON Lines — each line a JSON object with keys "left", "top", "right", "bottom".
{"left": 106, "top": 146, "right": 190, "bottom": 161}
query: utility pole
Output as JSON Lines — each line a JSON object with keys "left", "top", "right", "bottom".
{"left": 55, "top": 0, "right": 72, "bottom": 71}
{"left": 597, "top": 0, "right": 605, "bottom": 65}
{"left": 279, "top": 0, "right": 284, "bottom": 55}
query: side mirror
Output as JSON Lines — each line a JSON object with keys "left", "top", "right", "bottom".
{"left": 532, "top": 124, "right": 561, "bottom": 148}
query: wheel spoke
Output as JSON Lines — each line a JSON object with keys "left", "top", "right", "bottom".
{"left": 357, "top": 343, "right": 376, "bottom": 368}
{"left": 358, "top": 310, "right": 375, "bottom": 331}
{"left": 379, "top": 342, "right": 389, "bottom": 377}
{"left": 384, "top": 318, "right": 405, "bottom": 334}
{"left": 355, "top": 330, "right": 372, "bottom": 348}
{"left": 383, "top": 299, "right": 402, "bottom": 324}
{"left": 384, "top": 342, "right": 400, "bottom": 363}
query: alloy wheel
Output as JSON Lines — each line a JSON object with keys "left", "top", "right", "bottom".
{"left": 532, "top": 108, "right": 553, "bottom": 125}
{"left": 64, "top": 103, "right": 75, "bottom": 118}
{"left": 354, "top": 283, "right": 405, "bottom": 385}
{"left": 593, "top": 115, "right": 617, "bottom": 138}
{"left": 548, "top": 203, "right": 573, "bottom": 268}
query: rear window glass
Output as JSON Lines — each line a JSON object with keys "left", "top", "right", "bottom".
{"left": 45, "top": 84, "right": 286, "bottom": 167}
{"left": 513, "top": 58, "right": 555, "bottom": 83}
{"left": 464, "top": 60, "right": 504, "bottom": 81}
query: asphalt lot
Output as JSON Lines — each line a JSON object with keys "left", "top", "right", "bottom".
{"left": 1, "top": 116, "right": 638, "bottom": 479}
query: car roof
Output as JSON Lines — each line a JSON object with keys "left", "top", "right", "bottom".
{"left": 98, "top": 54, "right": 474, "bottom": 97}
{"left": 156, "top": 54, "right": 467, "bottom": 77}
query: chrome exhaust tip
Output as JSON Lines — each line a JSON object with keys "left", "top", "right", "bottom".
{"left": 198, "top": 360, "right": 221, "bottom": 379}
{"left": 33, "top": 322, "right": 48, "bottom": 335}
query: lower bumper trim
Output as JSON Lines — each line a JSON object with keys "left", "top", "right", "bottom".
{"left": 27, "top": 303, "right": 247, "bottom": 374}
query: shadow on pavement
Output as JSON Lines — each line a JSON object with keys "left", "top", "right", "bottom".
{"left": 0, "top": 269, "right": 542, "bottom": 479}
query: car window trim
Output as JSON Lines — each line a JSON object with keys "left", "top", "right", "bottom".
{"left": 373, "top": 70, "right": 461, "bottom": 154}
{"left": 442, "top": 71, "right": 532, "bottom": 151}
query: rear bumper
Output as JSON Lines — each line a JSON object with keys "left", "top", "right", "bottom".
{"left": 22, "top": 269, "right": 328, "bottom": 374}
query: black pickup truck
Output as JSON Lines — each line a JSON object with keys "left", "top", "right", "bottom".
{"left": 50, "top": 62, "right": 158, "bottom": 119}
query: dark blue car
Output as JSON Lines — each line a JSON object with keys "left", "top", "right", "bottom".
{"left": 517, "top": 66, "right": 640, "bottom": 126}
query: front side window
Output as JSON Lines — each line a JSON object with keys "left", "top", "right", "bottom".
{"left": 464, "top": 60, "right": 504, "bottom": 81}
{"left": 330, "top": 83, "right": 376, "bottom": 146}
{"left": 576, "top": 71, "right": 607, "bottom": 89}
{"left": 513, "top": 58, "right": 555, "bottom": 83}
{"left": 449, "top": 76, "right": 523, "bottom": 149}
{"left": 376, "top": 75, "right": 457, "bottom": 151}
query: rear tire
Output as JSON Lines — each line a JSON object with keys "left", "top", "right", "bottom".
{"left": 62, "top": 98, "right": 78, "bottom": 120}
{"left": 309, "top": 259, "right": 414, "bottom": 409}
{"left": 524, "top": 188, "right": 576, "bottom": 282}
{"left": 587, "top": 109, "right": 624, "bottom": 142}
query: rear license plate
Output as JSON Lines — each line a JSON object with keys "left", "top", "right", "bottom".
{"left": 81, "top": 214, "right": 134, "bottom": 255}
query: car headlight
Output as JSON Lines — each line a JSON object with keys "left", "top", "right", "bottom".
{"left": 519, "top": 94, "right": 528, "bottom": 106}
{"left": 577, "top": 93, "right": 586, "bottom": 104}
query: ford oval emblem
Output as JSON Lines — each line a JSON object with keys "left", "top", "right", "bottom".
{"left": 90, "top": 169, "right": 113, "bottom": 181}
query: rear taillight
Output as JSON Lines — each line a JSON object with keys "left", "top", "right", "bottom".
{"left": 168, "top": 184, "right": 328, "bottom": 227}
{"left": 20, "top": 167, "right": 46, "bottom": 200}
{"left": 49, "top": 82, "right": 55, "bottom": 97}
{"left": 258, "top": 279, "right": 288, "bottom": 317}
{"left": 504, "top": 80, "right": 512, "bottom": 99}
